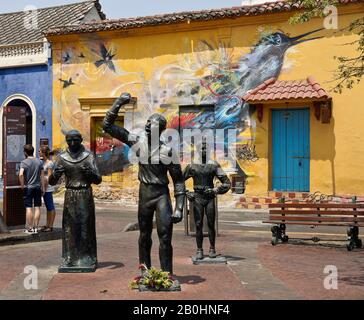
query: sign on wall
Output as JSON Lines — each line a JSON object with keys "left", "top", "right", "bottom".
{"left": 3, "top": 106, "right": 27, "bottom": 226}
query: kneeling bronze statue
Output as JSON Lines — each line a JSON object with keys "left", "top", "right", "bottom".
{"left": 49, "top": 130, "right": 102, "bottom": 273}
{"left": 184, "top": 142, "right": 231, "bottom": 260}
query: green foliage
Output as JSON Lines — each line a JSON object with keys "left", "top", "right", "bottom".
{"left": 288, "top": 0, "right": 339, "bottom": 24}
{"left": 130, "top": 264, "right": 175, "bottom": 291}
{"left": 287, "top": 0, "right": 364, "bottom": 93}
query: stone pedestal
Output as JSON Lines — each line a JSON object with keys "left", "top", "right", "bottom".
{"left": 191, "top": 256, "right": 227, "bottom": 265}
{"left": 58, "top": 265, "right": 97, "bottom": 273}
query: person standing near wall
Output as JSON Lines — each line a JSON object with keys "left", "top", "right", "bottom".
{"left": 39, "top": 146, "right": 56, "bottom": 232}
{"left": 19, "top": 145, "right": 45, "bottom": 234}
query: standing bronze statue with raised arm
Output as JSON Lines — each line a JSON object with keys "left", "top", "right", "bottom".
{"left": 103, "top": 93, "right": 186, "bottom": 274}
{"left": 184, "top": 142, "right": 231, "bottom": 260}
{"left": 49, "top": 130, "right": 102, "bottom": 273}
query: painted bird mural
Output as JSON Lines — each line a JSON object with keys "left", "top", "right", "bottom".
{"left": 174, "top": 28, "right": 324, "bottom": 178}
{"left": 62, "top": 52, "right": 72, "bottom": 63}
{"left": 191, "top": 28, "right": 324, "bottom": 131}
{"left": 59, "top": 78, "right": 75, "bottom": 88}
{"left": 94, "top": 43, "right": 116, "bottom": 72}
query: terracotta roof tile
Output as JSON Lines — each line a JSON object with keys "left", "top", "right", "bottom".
{"left": 243, "top": 77, "right": 330, "bottom": 102}
{"left": 44, "top": 0, "right": 364, "bottom": 37}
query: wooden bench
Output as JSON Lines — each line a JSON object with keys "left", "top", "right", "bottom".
{"left": 263, "top": 203, "right": 364, "bottom": 251}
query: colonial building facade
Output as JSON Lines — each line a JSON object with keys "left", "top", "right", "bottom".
{"left": 0, "top": 1, "right": 105, "bottom": 225}
{"left": 45, "top": 0, "right": 364, "bottom": 207}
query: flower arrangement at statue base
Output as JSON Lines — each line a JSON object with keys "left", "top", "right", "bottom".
{"left": 130, "top": 264, "right": 181, "bottom": 292}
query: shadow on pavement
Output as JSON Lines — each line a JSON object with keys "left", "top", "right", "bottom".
{"left": 98, "top": 261, "right": 125, "bottom": 269}
{"left": 341, "top": 275, "right": 364, "bottom": 286}
{"left": 177, "top": 275, "right": 206, "bottom": 285}
{"left": 225, "top": 255, "right": 246, "bottom": 261}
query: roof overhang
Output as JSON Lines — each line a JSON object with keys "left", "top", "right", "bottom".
{"left": 0, "top": 40, "right": 50, "bottom": 69}
{"left": 44, "top": 0, "right": 364, "bottom": 41}
{"left": 244, "top": 76, "right": 333, "bottom": 123}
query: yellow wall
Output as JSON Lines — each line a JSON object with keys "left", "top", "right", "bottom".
{"left": 50, "top": 6, "right": 364, "bottom": 196}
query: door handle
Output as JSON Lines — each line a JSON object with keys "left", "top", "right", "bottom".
{"left": 292, "top": 156, "right": 309, "bottom": 159}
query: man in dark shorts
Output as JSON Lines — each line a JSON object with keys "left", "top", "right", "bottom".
{"left": 19, "top": 145, "right": 45, "bottom": 234}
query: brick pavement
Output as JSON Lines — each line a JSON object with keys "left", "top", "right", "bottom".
{"left": 0, "top": 208, "right": 363, "bottom": 300}
{"left": 258, "top": 243, "right": 364, "bottom": 300}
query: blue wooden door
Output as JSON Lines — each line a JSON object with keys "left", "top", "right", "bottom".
{"left": 272, "top": 109, "right": 310, "bottom": 192}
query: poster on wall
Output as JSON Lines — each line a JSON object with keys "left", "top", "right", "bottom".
{"left": 92, "top": 118, "right": 130, "bottom": 178}
{"left": 3, "top": 106, "right": 27, "bottom": 226}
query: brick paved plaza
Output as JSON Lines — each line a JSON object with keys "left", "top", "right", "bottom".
{"left": 0, "top": 204, "right": 363, "bottom": 300}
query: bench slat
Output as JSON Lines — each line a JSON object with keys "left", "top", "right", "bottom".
{"left": 269, "top": 203, "right": 364, "bottom": 209}
{"left": 269, "top": 210, "right": 364, "bottom": 216}
{"left": 269, "top": 216, "right": 364, "bottom": 223}
{"left": 263, "top": 221, "right": 364, "bottom": 227}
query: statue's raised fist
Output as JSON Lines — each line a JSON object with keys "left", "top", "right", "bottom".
{"left": 119, "top": 92, "right": 131, "bottom": 103}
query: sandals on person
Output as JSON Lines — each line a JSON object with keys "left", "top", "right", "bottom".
{"left": 41, "top": 227, "right": 53, "bottom": 233}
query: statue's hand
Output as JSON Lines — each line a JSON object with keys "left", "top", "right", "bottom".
{"left": 118, "top": 92, "right": 131, "bottom": 104}
{"left": 186, "top": 191, "right": 195, "bottom": 202}
{"left": 172, "top": 208, "right": 183, "bottom": 224}
{"left": 109, "top": 93, "right": 132, "bottom": 115}
{"left": 81, "top": 164, "right": 94, "bottom": 178}
{"left": 204, "top": 188, "right": 216, "bottom": 198}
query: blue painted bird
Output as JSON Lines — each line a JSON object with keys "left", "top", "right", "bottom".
{"left": 62, "top": 52, "right": 72, "bottom": 63}
{"left": 195, "top": 28, "right": 324, "bottom": 130}
{"left": 59, "top": 77, "right": 75, "bottom": 88}
{"left": 186, "top": 28, "right": 324, "bottom": 177}
{"left": 94, "top": 43, "right": 116, "bottom": 72}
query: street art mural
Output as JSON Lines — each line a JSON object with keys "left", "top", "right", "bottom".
{"left": 53, "top": 27, "right": 324, "bottom": 183}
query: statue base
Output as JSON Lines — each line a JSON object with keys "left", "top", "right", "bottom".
{"left": 191, "top": 256, "right": 227, "bottom": 265}
{"left": 138, "top": 280, "right": 181, "bottom": 292}
{"left": 58, "top": 265, "right": 97, "bottom": 273}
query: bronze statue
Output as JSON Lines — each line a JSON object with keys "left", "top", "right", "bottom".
{"left": 103, "top": 93, "right": 186, "bottom": 274}
{"left": 49, "top": 130, "right": 102, "bottom": 273}
{"left": 184, "top": 142, "right": 231, "bottom": 260}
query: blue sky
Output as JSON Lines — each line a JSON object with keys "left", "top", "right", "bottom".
{"left": 0, "top": 0, "right": 242, "bottom": 18}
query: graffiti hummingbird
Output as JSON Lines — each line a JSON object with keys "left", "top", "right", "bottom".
{"left": 196, "top": 28, "right": 324, "bottom": 130}
{"left": 185, "top": 28, "right": 324, "bottom": 177}
{"left": 235, "top": 28, "right": 324, "bottom": 96}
